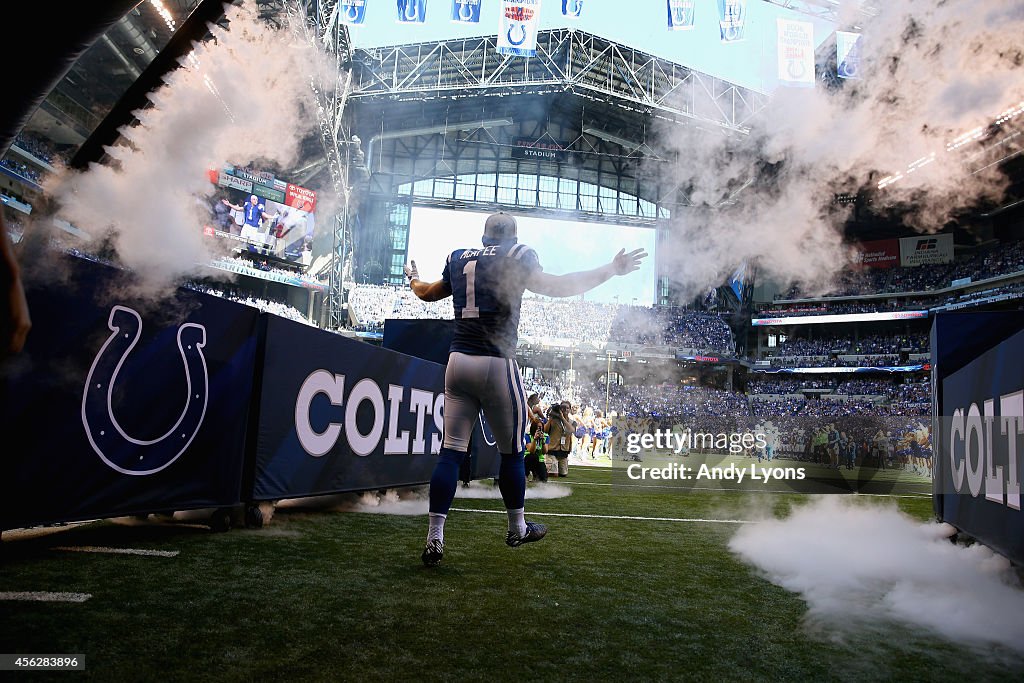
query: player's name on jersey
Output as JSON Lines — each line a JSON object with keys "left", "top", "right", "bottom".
{"left": 459, "top": 246, "right": 503, "bottom": 259}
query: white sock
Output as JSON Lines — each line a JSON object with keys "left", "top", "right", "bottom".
{"left": 507, "top": 508, "right": 527, "bottom": 537}
{"left": 427, "top": 512, "right": 446, "bottom": 544}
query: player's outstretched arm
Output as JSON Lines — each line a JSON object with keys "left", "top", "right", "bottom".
{"left": 0, "top": 214, "right": 31, "bottom": 357}
{"left": 405, "top": 260, "right": 452, "bottom": 302}
{"left": 527, "top": 248, "right": 647, "bottom": 298}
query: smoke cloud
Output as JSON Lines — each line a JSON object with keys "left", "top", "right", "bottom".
{"left": 656, "top": 0, "right": 1024, "bottom": 297}
{"left": 44, "top": 1, "right": 337, "bottom": 291}
{"left": 274, "top": 482, "right": 571, "bottom": 518}
{"left": 729, "top": 496, "right": 1024, "bottom": 655}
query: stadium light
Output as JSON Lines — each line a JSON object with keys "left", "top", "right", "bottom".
{"left": 373, "top": 119, "right": 514, "bottom": 143}
{"left": 582, "top": 127, "right": 641, "bottom": 151}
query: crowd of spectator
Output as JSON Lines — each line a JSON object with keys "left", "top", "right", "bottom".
{"left": 1, "top": 133, "right": 67, "bottom": 185}
{"left": 211, "top": 256, "right": 321, "bottom": 288}
{"left": 346, "top": 286, "right": 735, "bottom": 353}
{"left": 608, "top": 306, "right": 734, "bottom": 352}
{"left": 184, "top": 283, "right": 313, "bottom": 326}
{"left": 765, "top": 331, "right": 933, "bottom": 362}
{"left": 0, "top": 158, "right": 43, "bottom": 183}
{"left": 519, "top": 373, "right": 932, "bottom": 471}
{"left": 13, "top": 132, "right": 64, "bottom": 166}
{"left": 776, "top": 240, "right": 1024, "bottom": 302}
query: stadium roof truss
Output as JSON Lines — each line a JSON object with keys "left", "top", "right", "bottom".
{"left": 348, "top": 29, "right": 769, "bottom": 135}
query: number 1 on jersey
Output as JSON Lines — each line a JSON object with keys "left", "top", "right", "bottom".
{"left": 462, "top": 260, "right": 480, "bottom": 319}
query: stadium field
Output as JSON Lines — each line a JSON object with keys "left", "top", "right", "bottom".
{"left": 1, "top": 465, "right": 1021, "bottom": 682}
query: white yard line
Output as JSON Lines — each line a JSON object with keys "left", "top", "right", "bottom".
{"left": 51, "top": 546, "right": 179, "bottom": 558}
{"left": 0, "top": 592, "right": 92, "bottom": 603}
{"left": 449, "top": 507, "right": 756, "bottom": 524}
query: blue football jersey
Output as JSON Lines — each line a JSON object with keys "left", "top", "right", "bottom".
{"left": 442, "top": 243, "right": 542, "bottom": 357}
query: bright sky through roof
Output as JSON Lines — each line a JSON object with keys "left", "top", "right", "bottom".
{"left": 347, "top": 1, "right": 836, "bottom": 93}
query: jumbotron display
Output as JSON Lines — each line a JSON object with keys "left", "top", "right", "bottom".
{"left": 406, "top": 206, "right": 658, "bottom": 305}
{"left": 204, "top": 165, "right": 317, "bottom": 268}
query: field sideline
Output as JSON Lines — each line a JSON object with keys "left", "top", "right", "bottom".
{"left": 1, "top": 465, "right": 1021, "bottom": 681}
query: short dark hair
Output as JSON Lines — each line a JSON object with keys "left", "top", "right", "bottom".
{"left": 527, "top": 393, "right": 540, "bottom": 407}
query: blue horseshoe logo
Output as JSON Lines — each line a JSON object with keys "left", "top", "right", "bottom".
{"left": 566, "top": 1, "right": 582, "bottom": 17}
{"left": 403, "top": 0, "right": 419, "bottom": 21}
{"left": 478, "top": 411, "right": 497, "bottom": 447}
{"left": 458, "top": 2, "right": 474, "bottom": 21}
{"left": 343, "top": 3, "right": 360, "bottom": 22}
{"left": 787, "top": 60, "right": 807, "bottom": 79}
{"left": 507, "top": 23, "right": 527, "bottom": 47}
{"left": 81, "top": 306, "right": 209, "bottom": 476}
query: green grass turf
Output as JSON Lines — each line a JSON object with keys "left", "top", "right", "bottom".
{"left": 1, "top": 466, "right": 1021, "bottom": 682}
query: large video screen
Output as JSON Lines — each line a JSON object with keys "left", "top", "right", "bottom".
{"left": 407, "top": 207, "right": 658, "bottom": 305}
{"left": 203, "top": 165, "right": 317, "bottom": 267}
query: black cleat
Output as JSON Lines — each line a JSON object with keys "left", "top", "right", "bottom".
{"left": 506, "top": 521, "right": 548, "bottom": 548}
{"left": 421, "top": 539, "right": 444, "bottom": 567}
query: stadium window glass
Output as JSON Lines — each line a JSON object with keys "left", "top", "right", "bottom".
{"left": 455, "top": 175, "right": 475, "bottom": 200}
{"left": 639, "top": 198, "right": 655, "bottom": 217}
{"left": 476, "top": 177, "right": 496, "bottom": 202}
{"left": 413, "top": 179, "right": 433, "bottom": 197}
{"left": 598, "top": 186, "right": 618, "bottom": 214}
{"left": 497, "top": 173, "right": 517, "bottom": 204}
{"left": 517, "top": 174, "right": 538, "bottom": 206}
{"left": 435, "top": 178, "right": 455, "bottom": 198}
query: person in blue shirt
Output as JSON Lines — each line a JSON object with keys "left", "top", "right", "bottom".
{"left": 222, "top": 194, "right": 275, "bottom": 242}
{"left": 407, "top": 211, "right": 646, "bottom": 566}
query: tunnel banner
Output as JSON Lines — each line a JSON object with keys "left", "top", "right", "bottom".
{"left": 251, "top": 316, "right": 500, "bottom": 500}
{"left": 933, "top": 312, "right": 1024, "bottom": 565}
{"left": 0, "top": 256, "right": 260, "bottom": 530}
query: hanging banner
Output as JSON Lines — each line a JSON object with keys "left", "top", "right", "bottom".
{"left": 561, "top": 0, "right": 583, "bottom": 19}
{"left": 667, "top": 0, "right": 696, "bottom": 30}
{"left": 856, "top": 238, "right": 900, "bottom": 269}
{"left": 900, "top": 234, "right": 954, "bottom": 267}
{"left": 339, "top": 0, "right": 367, "bottom": 25}
{"left": 837, "top": 31, "right": 862, "bottom": 79}
{"left": 718, "top": 0, "right": 746, "bottom": 43}
{"left": 452, "top": 0, "right": 481, "bottom": 23}
{"left": 497, "top": 0, "right": 543, "bottom": 57}
{"left": 777, "top": 18, "right": 815, "bottom": 87}
{"left": 397, "top": 0, "right": 428, "bottom": 23}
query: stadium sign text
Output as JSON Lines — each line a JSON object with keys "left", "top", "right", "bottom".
{"left": 947, "top": 389, "right": 1023, "bottom": 510}
{"left": 294, "top": 370, "right": 443, "bottom": 458}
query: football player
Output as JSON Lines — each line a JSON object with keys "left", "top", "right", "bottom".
{"left": 407, "top": 212, "right": 646, "bottom": 566}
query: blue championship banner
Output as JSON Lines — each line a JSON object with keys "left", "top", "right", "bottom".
{"left": 667, "top": 0, "right": 696, "bottom": 31}
{"left": 1, "top": 256, "right": 260, "bottom": 529}
{"left": 933, "top": 312, "right": 1024, "bottom": 565}
{"left": 718, "top": 0, "right": 746, "bottom": 43}
{"left": 397, "top": 0, "right": 428, "bottom": 24}
{"left": 339, "top": 0, "right": 367, "bottom": 25}
{"left": 561, "top": 0, "right": 582, "bottom": 19}
{"left": 251, "top": 316, "right": 499, "bottom": 500}
{"left": 452, "top": 0, "right": 481, "bottom": 23}
{"left": 837, "top": 31, "right": 862, "bottom": 79}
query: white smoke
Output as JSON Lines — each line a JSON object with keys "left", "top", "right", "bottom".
{"left": 44, "top": 1, "right": 338, "bottom": 290}
{"left": 272, "top": 482, "right": 572, "bottom": 518}
{"left": 657, "top": 0, "right": 1024, "bottom": 297}
{"left": 729, "top": 496, "right": 1024, "bottom": 655}
{"left": 454, "top": 482, "right": 573, "bottom": 500}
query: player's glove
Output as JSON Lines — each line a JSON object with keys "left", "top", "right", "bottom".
{"left": 404, "top": 260, "right": 419, "bottom": 283}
